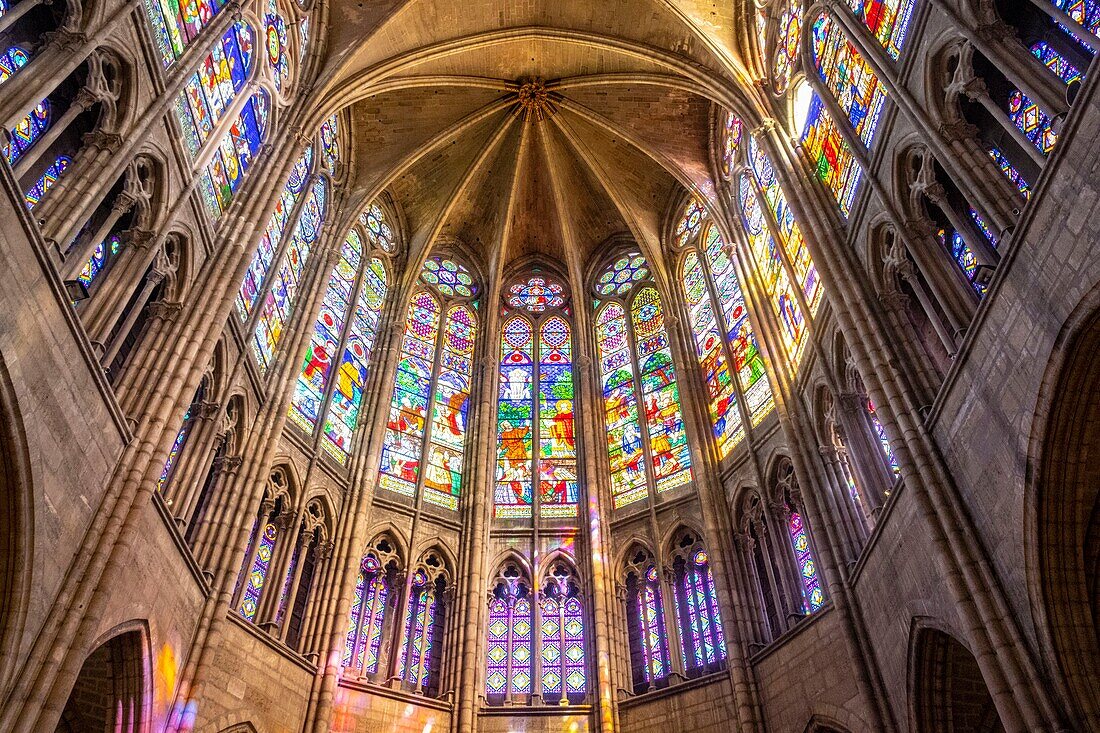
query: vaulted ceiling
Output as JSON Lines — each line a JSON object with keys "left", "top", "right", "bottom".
{"left": 308, "top": 0, "right": 770, "bottom": 291}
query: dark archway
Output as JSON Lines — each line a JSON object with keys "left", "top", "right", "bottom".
{"left": 1034, "top": 305, "right": 1100, "bottom": 728}
{"left": 55, "top": 627, "right": 148, "bottom": 733}
{"left": 0, "top": 354, "right": 32, "bottom": 695}
{"left": 911, "top": 626, "right": 1004, "bottom": 733}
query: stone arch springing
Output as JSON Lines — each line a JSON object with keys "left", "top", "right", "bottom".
{"left": 56, "top": 621, "right": 150, "bottom": 733}
{"left": 908, "top": 620, "right": 1005, "bottom": 732}
{"left": 1029, "top": 297, "right": 1100, "bottom": 727}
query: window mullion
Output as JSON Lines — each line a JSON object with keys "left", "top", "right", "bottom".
{"left": 243, "top": 171, "right": 321, "bottom": 337}
{"left": 531, "top": 315, "right": 541, "bottom": 520}
{"left": 622, "top": 292, "right": 660, "bottom": 502}
{"left": 311, "top": 229, "right": 371, "bottom": 449}
{"left": 415, "top": 302, "right": 449, "bottom": 501}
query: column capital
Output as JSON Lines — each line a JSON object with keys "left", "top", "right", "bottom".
{"left": 146, "top": 300, "right": 183, "bottom": 323}
{"left": 213, "top": 455, "right": 243, "bottom": 476}
{"left": 81, "top": 129, "right": 123, "bottom": 153}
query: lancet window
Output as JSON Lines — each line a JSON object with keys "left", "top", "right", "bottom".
{"left": 495, "top": 272, "right": 577, "bottom": 519}
{"left": 289, "top": 199, "right": 391, "bottom": 464}
{"left": 593, "top": 251, "right": 692, "bottom": 509}
{"left": 486, "top": 562, "right": 534, "bottom": 703}
{"left": 343, "top": 537, "right": 400, "bottom": 677}
{"left": 142, "top": 0, "right": 227, "bottom": 68}
{"left": 396, "top": 552, "right": 449, "bottom": 696}
{"left": 675, "top": 197, "right": 775, "bottom": 458}
{"left": 378, "top": 256, "right": 478, "bottom": 510}
{"left": 623, "top": 548, "right": 671, "bottom": 692}
{"left": 669, "top": 532, "right": 727, "bottom": 677}
{"left": 539, "top": 561, "right": 587, "bottom": 704}
{"left": 252, "top": 175, "right": 329, "bottom": 371}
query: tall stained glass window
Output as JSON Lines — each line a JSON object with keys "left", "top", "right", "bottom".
{"left": 24, "top": 155, "right": 70, "bottom": 208}
{"left": 198, "top": 90, "right": 269, "bottom": 220}
{"left": 811, "top": 13, "right": 886, "bottom": 147}
{"left": 1008, "top": 42, "right": 1081, "bottom": 157}
{"left": 252, "top": 176, "right": 329, "bottom": 371}
{"left": 379, "top": 257, "right": 478, "bottom": 510}
{"left": 748, "top": 136, "right": 824, "bottom": 315}
{"left": 676, "top": 197, "right": 775, "bottom": 458}
{"left": 800, "top": 93, "right": 864, "bottom": 217}
{"left": 0, "top": 46, "right": 30, "bottom": 85}
{"left": 239, "top": 521, "right": 279, "bottom": 620}
{"left": 265, "top": 0, "right": 292, "bottom": 92}
{"left": 319, "top": 113, "right": 340, "bottom": 171}
{"left": 594, "top": 253, "right": 692, "bottom": 509}
{"left": 673, "top": 547, "right": 727, "bottom": 675}
{"left": 485, "top": 572, "right": 533, "bottom": 703}
{"left": 773, "top": 5, "right": 803, "bottom": 94}
{"left": 787, "top": 508, "right": 825, "bottom": 612}
{"left": 495, "top": 275, "right": 577, "bottom": 519}
{"left": 173, "top": 22, "right": 255, "bottom": 158}
{"left": 289, "top": 201, "right": 390, "bottom": 463}
{"left": 846, "top": 0, "right": 915, "bottom": 59}
{"left": 142, "top": 0, "right": 225, "bottom": 68}
{"left": 396, "top": 569, "right": 445, "bottom": 695}
{"left": 237, "top": 146, "right": 313, "bottom": 321}
{"left": 3, "top": 100, "right": 49, "bottom": 166}
{"left": 866, "top": 398, "right": 900, "bottom": 477}
{"left": 626, "top": 560, "right": 670, "bottom": 691}
{"left": 540, "top": 563, "right": 587, "bottom": 704}
{"left": 343, "top": 554, "right": 389, "bottom": 674}
{"left": 157, "top": 385, "right": 203, "bottom": 492}
{"left": 988, "top": 146, "right": 1031, "bottom": 200}
{"left": 76, "top": 234, "right": 124, "bottom": 293}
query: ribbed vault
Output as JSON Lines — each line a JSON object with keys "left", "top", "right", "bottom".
{"left": 308, "top": 0, "right": 769, "bottom": 284}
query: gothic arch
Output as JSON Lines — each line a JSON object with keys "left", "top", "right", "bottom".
{"left": 1028, "top": 289, "right": 1100, "bottom": 727}
{"left": 363, "top": 525, "right": 410, "bottom": 565}
{"left": 0, "top": 353, "right": 32, "bottom": 692}
{"left": 908, "top": 619, "right": 1004, "bottom": 733}
{"left": 57, "top": 620, "right": 151, "bottom": 733}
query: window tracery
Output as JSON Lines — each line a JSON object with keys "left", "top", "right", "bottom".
{"left": 289, "top": 198, "right": 390, "bottom": 464}
{"left": 495, "top": 273, "right": 577, "bottom": 519}
{"left": 594, "top": 252, "right": 692, "bottom": 508}
{"left": 623, "top": 548, "right": 670, "bottom": 692}
{"left": 379, "top": 256, "right": 478, "bottom": 510}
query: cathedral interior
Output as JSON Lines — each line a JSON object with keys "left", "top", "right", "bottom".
{"left": 0, "top": 0, "right": 1098, "bottom": 730}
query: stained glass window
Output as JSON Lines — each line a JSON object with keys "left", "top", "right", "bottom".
{"left": 397, "top": 571, "right": 443, "bottom": 693}
{"left": 24, "top": 155, "right": 70, "bottom": 209}
{"left": 239, "top": 522, "right": 278, "bottom": 620}
{"left": 748, "top": 136, "right": 824, "bottom": 314}
{"left": 674, "top": 199, "right": 705, "bottom": 246}
{"left": 774, "top": 5, "right": 803, "bottom": 94}
{"left": 495, "top": 312, "right": 577, "bottom": 518}
{"left": 866, "top": 399, "right": 900, "bottom": 477}
{"left": 265, "top": 0, "right": 291, "bottom": 92}
{"left": 846, "top": 0, "right": 915, "bottom": 59}
{"left": 811, "top": 13, "right": 886, "bottom": 147}
{"left": 0, "top": 46, "right": 29, "bottom": 85}
{"left": 506, "top": 275, "right": 566, "bottom": 312}
{"left": 1008, "top": 42, "right": 1081, "bottom": 157}
{"left": 675, "top": 549, "right": 727, "bottom": 674}
{"left": 628, "top": 564, "right": 670, "bottom": 687}
{"left": 800, "top": 93, "right": 864, "bottom": 217}
{"left": 343, "top": 555, "right": 389, "bottom": 673}
{"left": 787, "top": 509, "right": 824, "bottom": 612}
{"left": 703, "top": 226, "right": 775, "bottom": 425}
{"left": 540, "top": 568, "right": 586, "bottom": 704}
{"left": 379, "top": 263, "right": 478, "bottom": 510}
{"left": 988, "top": 146, "right": 1031, "bottom": 200}
{"left": 486, "top": 579, "right": 533, "bottom": 701}
{"left": 289, "top": 221, "right": 387, "bottom": 463}
{"left": 157, "top": 398, "right": 197, "bottom": 492}
{"left": 253, "top": 176, "right": 328, "bottom": 371}
{"left": 970, "top": 207, "right": 999, "bottom": 248}
{"left": 420, "top": 257, "right": 474, "bottom": 297}
{"left": 937, "top": 227, "right": 987, "bottom": 295}
{"left": 320, "top": 114, "right": 339, "bottom": 170}
{"left": 237, "top": 146, "right": 313, "bottom": 321}
{"left": 720, "top": 112, "right": 743, "bottom": 178}
{"left": 738, "top": 172, "right": 808, "bottom": 365}
{"left": 173, "top": 22, "right": 254, "bottom": 158}
{"left": 3, "top": 100, "right": 49, "bottom": 166}
{"left": 360, "top": 203, "right": 396, "bottom": 253}
{"left": 1050, "top": 0, "right": 1100, "bottom": 39}
{"left": 141, "top": 0, "right": 225, "bottom": 68}
{"left": 198, "top": 90, "right": 269, "bottom": 220}
{"left": 595, "top": 254, "right": 692, "bottom": 509}
{"left": 683, "top": 250, "right": 744, "bottom": 455}
{"left": 76, "top": 233, "right": 124, "bottom": 292}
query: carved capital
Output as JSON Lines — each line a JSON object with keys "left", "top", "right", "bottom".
{"left": 124, "top": 228, "right": 157, "bottom": 251}
{"left": 273, "top": 509, "right": 296, "bottom": 531}
{"left": 146, "top": 300, "right": 183, "bottom": 322}
{"left": 214, "top": 455, "right": 243, "bottom": 476}
{"left": 81, "top": 130, "right": 123, "bottom": 153}
{"left": 877, "top": 289, "right": 909, "bottom": 310}
{"left": 196, "top": 399, "right": 222, "bottom": 420}
{"left": 937, "top": 119, "right": 979, "bottom": 141}
{"left": 41, "top": 29, "right": 87, "bottom": 52}
{"left": 313, "top": 540, "right": 335, "bottom": 562}
{"left": 72, "top": 87, "right": 101, "bottom": 111}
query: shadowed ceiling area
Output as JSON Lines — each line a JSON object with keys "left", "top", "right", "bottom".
{"left": 309, "top": 0, "right": 769, "bottom": 285}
